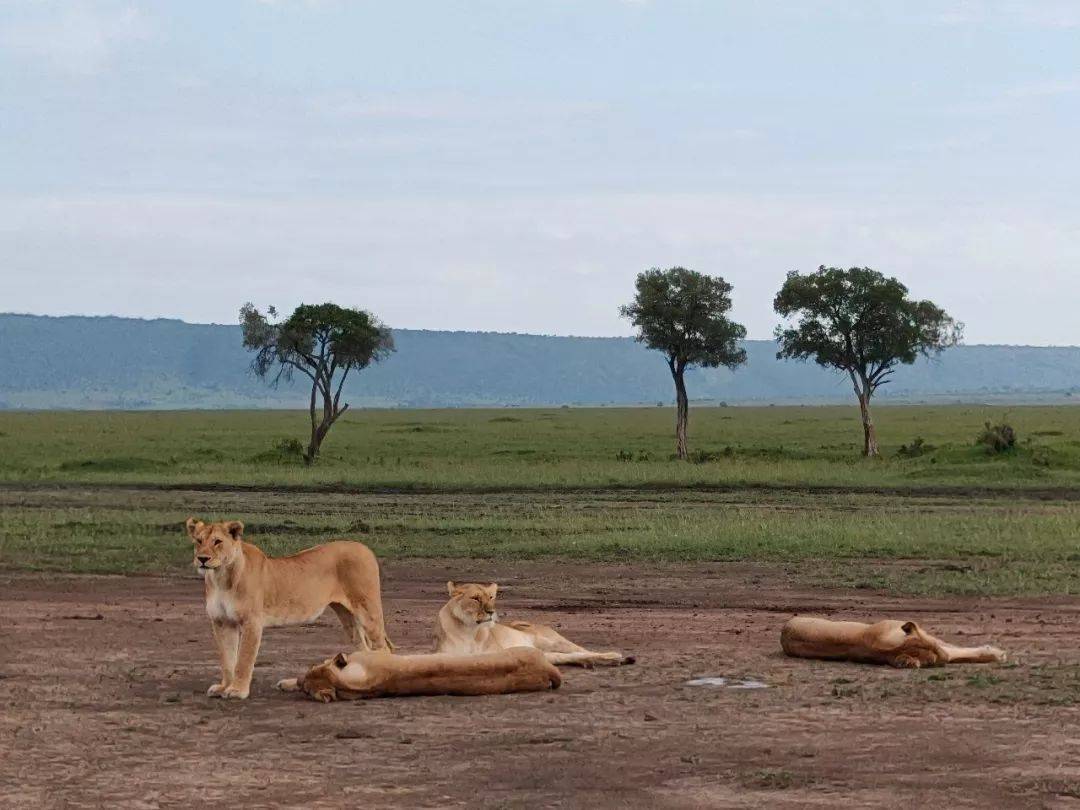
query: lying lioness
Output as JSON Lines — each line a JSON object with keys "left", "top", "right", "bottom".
{"left": 434, "top": 581, "right": 634, "bottom": 667}
{"left": 186, "top": 518, "right": 391, "bottom": 699}
{"left": 781, "top": 616, "right": 1007, "bottom": 668}
{"left": 276, "top": 648, "right": 562, "bottom": 703}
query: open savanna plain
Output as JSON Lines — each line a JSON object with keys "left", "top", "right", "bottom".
{"left": 4, "top": 405, "right": 1080, "bottom": 808}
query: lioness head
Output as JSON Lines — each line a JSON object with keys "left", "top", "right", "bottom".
{"left": 185, "top": 518, "right": 244, "bottom": 572}
{"left": 895, "top": 620, "right": 948, "bottom": 666}
{"left": 296, "top": 652, "right": 351, "bottom": 703}
{"left": 447, "top": 581, "right": 498, "bottom": 625}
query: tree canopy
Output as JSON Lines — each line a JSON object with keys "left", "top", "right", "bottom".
{"left": 620, "top": 267, "right": 747, "bottom": 458}
{"left": 620, "top": 267, "right": 748, "bottom": 374}
{"left": 774, "top": 266, "right": 962, "bottom": 455}
{"left": 240, "top": 302, "right": 393, "bottom": 461}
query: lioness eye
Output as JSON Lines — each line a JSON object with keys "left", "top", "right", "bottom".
{"left": 214, "top": 539, "right": 222, "bottom": 546}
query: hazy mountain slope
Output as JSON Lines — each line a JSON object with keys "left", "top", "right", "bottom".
{"left": 0, "top": 314, "right": 1077, "bottom": 409}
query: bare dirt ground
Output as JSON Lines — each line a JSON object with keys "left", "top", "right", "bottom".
{"left": 3, "top": 560, "right": 1080, "bottom": 810}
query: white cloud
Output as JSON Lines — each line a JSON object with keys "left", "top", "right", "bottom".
{"left": 252, "top": 0, "right": 336, "bottom": 7}
{"left": 308, "top": 92, "right": 607, "bottom": 123}
{"left": 1002, "top": 77, "right": 1080, "bottom": 99}
{"left": 2, "top": 191, "right": 1078, "bottom": 345}
{"left": 0, "top": 2, "right": 150, "bottom": 76}
{"left": 920, "top": 0, "right": 1080, "bottom": 28}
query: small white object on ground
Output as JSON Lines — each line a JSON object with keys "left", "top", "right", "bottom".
{"left": 685, "top": 677, "right": 770, "bottom": 689}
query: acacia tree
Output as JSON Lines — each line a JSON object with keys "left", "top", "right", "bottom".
{"left": 774, "top": 267, "right": 962, "bottom": 457}
{"left": 240, "top": 302, "right": 394, "bottom": 464}
{"left": 620, "top": 267, "right": 747, "bottom": 459}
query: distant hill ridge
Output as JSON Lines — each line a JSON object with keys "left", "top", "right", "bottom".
{"left": 0, "top": 313, "right": 1078, "bottom": 409}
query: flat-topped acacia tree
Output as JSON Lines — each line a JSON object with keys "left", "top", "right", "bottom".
{"left": 620, "top": 267, "right": 747, "bottom": 459}
{"left": 774, "top": 266, "right": 962, "bottom": 457}
{"left": 240, "top": 302, "right": 394, "bottom": 464}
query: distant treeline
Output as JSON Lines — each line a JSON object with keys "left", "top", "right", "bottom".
{"left": 0, "top": 313, "right": 1077, "bottom": 409}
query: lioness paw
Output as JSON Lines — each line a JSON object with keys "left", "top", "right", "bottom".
{"left": 276, "top": 678, "right": 300, "bottom": 692}
{"left": 222, "top": 686, "right": 250, "bottom": 700}
{"left": 987, "top": 646, "right": 1007, "bottom": 663}
{"left": 206, "top": 683, "right": 227, "bottom": 697}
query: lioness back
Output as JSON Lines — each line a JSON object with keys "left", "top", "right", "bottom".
{"left": 281, "top": 647, "right": 562, "bottom": 702}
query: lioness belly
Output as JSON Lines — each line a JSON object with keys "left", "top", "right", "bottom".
{"left": 491, "top": 624, "right": 537, "bottom": 649}
{"left": 262, "top": 607, "right": 327, "bottom": 628}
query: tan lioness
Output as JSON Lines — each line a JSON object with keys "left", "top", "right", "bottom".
{"left": 780, "top": 616, "right": 1007, "bottom": 668}
{"left": 276, "top": 647, "right": 562, "bottom": 703}
{"left": 434, "top": 582, "right": 634, "bottom": 667}
{"left": 186, "top": 518, "right": 391, "bottom": 699}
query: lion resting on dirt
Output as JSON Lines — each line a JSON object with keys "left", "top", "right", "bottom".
{"left": 276, "top": 648, "right": 562, "bottom": 702}
{"left": 185, "top": 518, "right": 391, "bottom": 699}
{"left": 433, "top": 582, "right": 634, "bottom": 667}
{"left": 780, "top": 616, "right": 1007, "bottom": 668}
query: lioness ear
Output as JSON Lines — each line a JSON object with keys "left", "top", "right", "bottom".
{"left": 447, "top": 580, "right": 457, "bottom": 596}
{"left": 224, "top": 520, "right": 244, "bottom": 540}
{"left": 184, "top": 518, "right": 203, "bottom": 539}
{"left": 333, "top": 652, "right": 349, "bottom": 669}
{"left": 901, "top": 621, "right": 917, "bottom": 635}
{"left": 484, "top": 583, "right": 498, "bottom": 598}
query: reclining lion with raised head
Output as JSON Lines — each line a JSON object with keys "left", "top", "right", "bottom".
{"left": 276, "top": 647, "right": 561, "bottom": 703}
{"left": 185, "top": 518, "right": 391, "bottom": 699}
{"left": 781, "top": 616, "right": 1006, "bottom": 668}
{"left": 434, "top": 582, "right": 634, "bottom": 667}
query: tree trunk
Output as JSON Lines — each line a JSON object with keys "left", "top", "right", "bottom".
{"left": 307, "top": 421, "right": 329, "bottom": 465}
{"left": 305, "top": 379, "right": 320, "bottom": 465}
{"left": 305, "top": 379, "right": 349, "bottom": 464}
{"left": 674, "top": 369, "right": 689, "bottom": 460}
{"left": 858, "top": 392, "right": 879, "bottom": 458}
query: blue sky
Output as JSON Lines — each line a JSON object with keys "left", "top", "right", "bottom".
{"left": 2, "top": 0, "right": 1078, "bottom": 343}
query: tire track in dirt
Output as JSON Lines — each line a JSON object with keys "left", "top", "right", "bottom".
{"left": 1, "top": 480, "right": 1078, "bottom": 501}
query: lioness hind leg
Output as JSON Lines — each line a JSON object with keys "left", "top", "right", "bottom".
{"left": 330, "top": 603, "right": 367, "bottom": 648}
{"left": 524, "top": 623, "right": 633, "bottom": 667}
{"left": 331, "top": 602, "right": 393, "bottom": 652}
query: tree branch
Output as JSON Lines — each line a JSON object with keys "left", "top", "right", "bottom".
{"left": 333, "top": 367, "right": 351, "bottom": 414}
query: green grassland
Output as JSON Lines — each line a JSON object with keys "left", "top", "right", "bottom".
{"left": 2, "top": 405, "right": 1080, "bottom": 594}
{"left": 1, "top": 404, "right": 1078, "bottom": 488}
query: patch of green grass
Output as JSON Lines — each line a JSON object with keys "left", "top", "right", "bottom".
{"left": 2, "top": 405, "right": 1080, "bottom": 591}
{"left": 1, "top": 405, "right": 1079, "bottom": 490}
{"left": 965, "top": 673, "right": 1005, "bottom": 688}
{"left": 3, "top": 487, "right": 1080, "bottom": 594}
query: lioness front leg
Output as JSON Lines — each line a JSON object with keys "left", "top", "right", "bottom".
{"left": 224, "top": 620, "right": 263, "bottom": 699}
{"left": 207, "top": 620, "right": 239, "bottom": 697}
{"left": 940, "top": 643, "right": 1007, "bottom": 664}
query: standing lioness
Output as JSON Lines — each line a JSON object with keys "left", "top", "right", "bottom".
{"left": 186, "top": 518, "right": 391, "bottom": 699}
